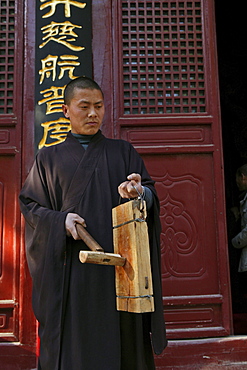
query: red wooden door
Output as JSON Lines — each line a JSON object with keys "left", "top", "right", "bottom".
{"left": 0, "top": 0, "right": 232, "bottom": 368}
{"left": 93, "top": 0, "right": 231, "bottom": 343}
{"left": 0, "top": 0, "right": 36, "bottom": 368}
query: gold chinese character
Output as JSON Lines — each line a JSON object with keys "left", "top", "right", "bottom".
{"left": 39, "top": 117, "right": 71, "bottom": 148}
{"left": 40, "top": 0, "right": 86, "bottom": 18}
{"left": 39, "top": 54, "right": 80, "bottom": 84}
{"left": 39, "top": 21, "right": 84, "bottom": 51}
{"left": 57, "top": 55, "right": 80, "bottom": 80}
{"left": 38, "top": 85, "right": 66, "bottom": 114}
{"left": 39, "top": 55, "right": 58, "bottom": 84}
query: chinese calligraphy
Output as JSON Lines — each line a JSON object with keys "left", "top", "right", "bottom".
{"left": 39, "top": 21, "right": 84, "bottom": 51}
{"left": 39, "top": 55, "right": 80, "bottom": 84}
{"left": 38, "top": 85, "right": 65, "bottom": 114}
{"left": 38, "top": 118, "right": 71, "bottom": 148}
{"left": 36, "top": 0, "right": 91, "bottom": 148}
{"left": 40, "top": 0, "right": 86, "bottom": 18}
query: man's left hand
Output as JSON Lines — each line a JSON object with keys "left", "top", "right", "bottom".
{"left": 118, "top": 173, "right": 143, "bottom": 199}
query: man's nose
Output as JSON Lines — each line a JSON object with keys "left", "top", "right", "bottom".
{"left": 88, "top": 106, "right": 97, "bottom": 117}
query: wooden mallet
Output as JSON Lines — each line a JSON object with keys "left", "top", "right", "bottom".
{"left": 77, "top": 223, "right": 126, "bottom": 266}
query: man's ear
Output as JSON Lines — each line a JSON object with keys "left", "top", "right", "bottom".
{"left": 62, "top": 104, "right": 69, "bottom": 118}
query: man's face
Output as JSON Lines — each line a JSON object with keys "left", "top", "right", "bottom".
{"left": 236, "top": 174, "right": 247, "bottom": 191}
{"left": 62, "top": 87, "right": 105, "bottom": 135}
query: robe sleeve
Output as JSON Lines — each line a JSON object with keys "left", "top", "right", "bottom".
{"left": 19, "top": 153, "right": 67, "bottom": 340}
{"left": 147, "top": 192, "right": 167, "bottom": 354}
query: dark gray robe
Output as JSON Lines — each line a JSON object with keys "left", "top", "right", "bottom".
{"left": 19, "top": 131, "right": 167, "bottom": 370}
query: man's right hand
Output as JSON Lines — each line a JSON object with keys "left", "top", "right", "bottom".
{"left": 65, "top": 213, "right": 86, "bottom": 240}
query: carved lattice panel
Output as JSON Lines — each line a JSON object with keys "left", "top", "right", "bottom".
{"left": 121, "top": 0, "right": 206, "bottom": 115}
{"left": 0, "top": 0, "right": 15, "bottom": 115}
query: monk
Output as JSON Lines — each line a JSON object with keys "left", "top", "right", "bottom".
{"left": 19, "top": 76, "right": 166, "bottom": 370}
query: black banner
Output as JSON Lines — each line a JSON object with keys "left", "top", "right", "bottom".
{"left": 35, "top": 0, "right": 92, "bottom": 149}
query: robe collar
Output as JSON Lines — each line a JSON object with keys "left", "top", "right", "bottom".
{"left": 61, "top": 130, "right": 106, "bottom": 212}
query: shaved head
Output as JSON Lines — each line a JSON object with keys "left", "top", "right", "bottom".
{"left": 64, "top": 76, "right": 103, "bottom": 105}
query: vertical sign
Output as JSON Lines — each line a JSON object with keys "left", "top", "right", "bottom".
{"left": 35, "top": 0, "right": 92, "bottom": 149}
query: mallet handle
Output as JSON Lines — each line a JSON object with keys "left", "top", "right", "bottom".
{"left": 76, "top": 223, "right": 104, "bottom": 252}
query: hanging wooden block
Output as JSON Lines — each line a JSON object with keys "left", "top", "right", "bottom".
{"left": 112, "top": 199, "right": 154, "bottom": 313}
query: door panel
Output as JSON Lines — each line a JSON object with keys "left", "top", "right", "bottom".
{"left": 0, "top": 0, "right": 22, "bottom": 342}
{"left": 94, "top": 0, "right": 231, "bottom": 339}
{"left": 0, "top": 0, "right": 232, "bottom": 368}
{"left": 144, "top": 152, "right": 226, "bottom": 338}
{"left": 0, "top": 0, "right": 36, "bottom": 366}
{"left": 0, "top": 154, "right": 19, "bottom": 341}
